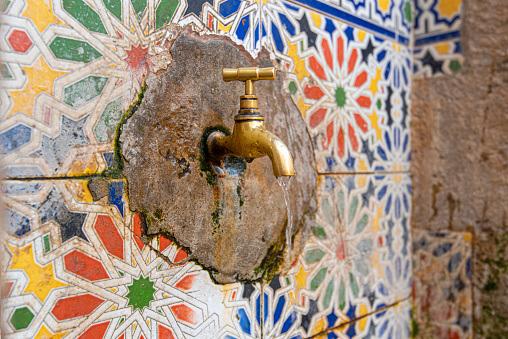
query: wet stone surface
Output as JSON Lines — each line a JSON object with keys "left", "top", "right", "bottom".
{"left": 120, "top": 33, "right": 317, "bottom": 283}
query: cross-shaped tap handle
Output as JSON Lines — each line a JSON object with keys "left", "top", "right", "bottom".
{"left": 222, "top": 67, "right": 276, "bottom": 95}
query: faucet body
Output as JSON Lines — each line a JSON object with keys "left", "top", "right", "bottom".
{"left": 207, "top": 119, "right": 295, "bottom": 176}
{"left": 205, "top": 67, "right": 296, "bottom": 177}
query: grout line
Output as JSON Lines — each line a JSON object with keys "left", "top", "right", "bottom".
{"left": 2, "top": 174, "right": 112, "bottom": 181}
{"left": 3, "top": 170, "right": 411, "bottom": 181}
{"left": 317, "top": 170, "right": 411, "bottom": 176}
{"left": 305, "top": 296, "right": 412, "bottom": 339}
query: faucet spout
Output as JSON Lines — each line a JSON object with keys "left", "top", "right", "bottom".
{"left": 206, "top": 119, "right": 295, "bottom": 177}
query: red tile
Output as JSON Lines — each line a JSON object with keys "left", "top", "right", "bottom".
{"left": 348, "top": 124, "right": 358, "bottom": 151}
{"left": 304, "top": 84, "right": 324, "bottom": 100}
{"left": 7, "top": 29, "right": 33, "bottom": 53}
{"left": 354, "top": 70, "right": 368, "bottom": 87}
{"left": 321, "top": 39, "right": 333, "bottom": 70}
{"left": 357, "top": 95, "right": 371, "bottom": 108}
{"left": 158, "top": 324, "right": 175, "bottom": 339}
{"left": 159, "top": 235, "right": 172, "bottom": 252}
{"left": 170, "top": 304, "right": 197, "bottom": 325}
{"left": 133, "top": 214, "right": 145, "bottom": 251}
{"left": 2, "top": 281, "right": 13, "bottom": 298}
{"left": 322, "top": 121, "right": 333, "bottom": 150}
{"left": 309, "top": 56, "right": 326, "bottom": 80}
{"left": 51, "top": 294, "right": 104, "bottom": 321}
{"left": 64, "top": 250, "right": 110, "bottom": 281}
{"left": 78, "top": 321, "right": 110, "bottom": 339}
{"left": 310, "top": 108, "right": 327, "bottom": 128}
{"left": 94, "top": 215, "right": 124, "bottom": 259}
{"left": 175, "top": 274, "right": 197, "bottom": 291}
{"left": 354, "top": 113, "right": 368, "bottom": 133}
{"left": 337, "top": 126, "right": 345, "bottom": 158}
{"left": 348, "top": 49, "right": 358, "bottom": 74}
{"left": 173, "top": 249, "right": 187, "bottom": 264}
{"left": 337, "top": 36, "right": 344, "bottom": 67}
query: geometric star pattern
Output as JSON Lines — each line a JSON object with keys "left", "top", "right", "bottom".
{"left": 7, "top": 243, "right": 67, "bottom": 302}
{"left": 36, "top": 187, "right": 88, "bottom": 243}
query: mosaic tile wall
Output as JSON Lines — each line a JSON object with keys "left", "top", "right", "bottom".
{"left": 412, "top": 230, "right": 472, "bottom": 339}
{"left": 1, "top": 0, "right": 413, "bottom": 337}
{"left": 413, "top": 0, "right": 463, "bottom": 77}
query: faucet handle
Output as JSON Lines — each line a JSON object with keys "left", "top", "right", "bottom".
{"left": 223, "top": 67, "right": 275, "bottom": 96}
{"left": 222, "top": 67, "right": 276, "bottom": 82}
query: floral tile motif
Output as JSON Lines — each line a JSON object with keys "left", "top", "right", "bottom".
{"left": 413, "top": 0, "right": 463, "bottom": 77}
{"left": 1, "top": 178, "right": 262, "bottom": 338}
{"left": 262, "top": 3, "right": 411, "bottom": 173}
{"left": 412, "top": 229, "right": 473, "bottom": 339}
{"left": 248, "top": 174, "right": 412, "bottom": 338}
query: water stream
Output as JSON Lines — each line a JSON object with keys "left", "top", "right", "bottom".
{"left": 276, "top": 176, "right": 293, "bottom": 252}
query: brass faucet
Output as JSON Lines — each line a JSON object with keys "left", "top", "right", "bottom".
{"left": 206, "top": 67, "right": 296, "bottom": 177}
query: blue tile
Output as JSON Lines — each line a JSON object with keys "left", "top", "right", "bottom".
{"left": 0, "top": 124, "right": 31, "bottom": 155}
{"left": 235, "top": 14, "right": 250, "bottom": 41}
{"left": 237, "top": 308, "right": 251, "bottom": 335}
{"left": 108, "top": 181, "right": 124, "bottom": 218}
{"left": 219, "top": 0, "right": 241, "bottom": 18}
{"left": 5, "top": 209, "right": 30, "bottom": 236}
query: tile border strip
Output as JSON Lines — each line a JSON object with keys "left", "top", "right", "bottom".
{"left": 285, "top": 0, "right": 410, "bottom": 45}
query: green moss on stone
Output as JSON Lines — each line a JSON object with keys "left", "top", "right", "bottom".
{"left": 154, "top": 207, "right": 165, "bottom": 221}
{"left": 237, "top": 184, "right": 244, "bottom": 207}
{"left": 411, "top": 307, "right": 419, "bottom": 338}
{"left": 252, "top": 219, "right": 288, "bottom": 283}
{"left": 483, "top": 233, "right": 508, "bottom": 294}
{"left": 98, "top": 83, "right": 147, "bottom": 179}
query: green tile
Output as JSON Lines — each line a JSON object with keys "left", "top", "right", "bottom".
{"left": 155, "top": 0, "right": 179, "bottom": 29}
{"left": 305, "top": 248, "right": 325, "bottom": 263}
{"left": 103, "top": 0, "right": 122, "bottom": 20}
{"left": 9, "top": 307, "right": 35, "bottom": 331}
{"left": 0, "top": 63, "right": 13, "bottom": 79}
{"left": 349, "top": 272, "right": 359, "bottom": 298}
{"left": 288, "top": 81, "right": 297, "bottom": 95}
{"left": 43, "top": 234, "right": 51, "bottom": 253}
{"left": 450, "top": 59, "right": 462, "bottom": 73}
{"left": 1, "top": 0, "right": 11, "bottom": 12}
{"left": 94, "top": 96, "right": 123, "bottom": 142}
{"left": 348, "top": 196, "right": 358, "bottom": 224}
{"left": 312, "top": 223, "right": 327, "bottom": 240}
{"left": 322, "top": 279, "right": 334, "bottom": 308}
{"left": 130, "top": 0, "right": 147, "bottom": 19}
{"left": 63, "top": 0, "right": 107, "bottom": 34}
{"left": 338, "top": 279, "right": 346, "bottom": 310}
{"left": 310, "top": 267, "right": 327, "bottom": 291}
{"left": 355, "top": 214, "right": 368, "bottom": 234}
{"left": 63, "top": 76, "right": 108, "bottom": 107}
{"left": 49, "top": 36, "right": 103, "bottom": 63}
